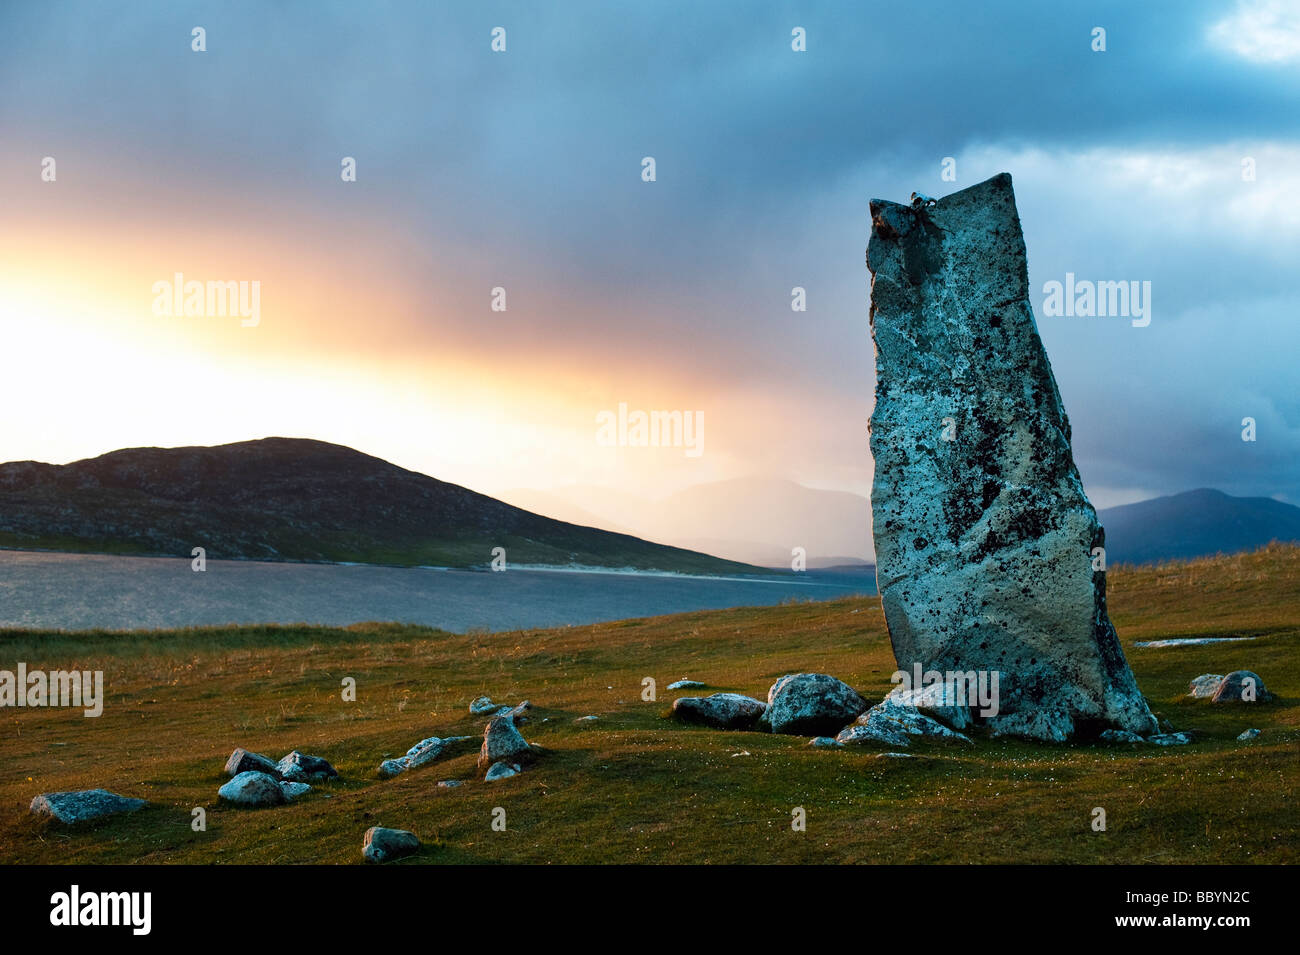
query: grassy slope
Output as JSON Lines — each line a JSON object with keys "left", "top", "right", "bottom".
{"left": 0, "top": 544, "right": 1296, "bottom": 864}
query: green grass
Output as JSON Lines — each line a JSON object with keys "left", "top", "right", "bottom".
{"left": 1, "top": 544, "right": 1296, "bottom": 864}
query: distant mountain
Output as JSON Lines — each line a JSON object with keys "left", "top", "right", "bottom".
{"left": 0, "top": 438, "right": 764, "bottom": 574}
{"left": 1098, "top": 488, "right": 1300, "bottom": 565}
{"left": 507, "top": 477, "right": 874, "bottom": 566}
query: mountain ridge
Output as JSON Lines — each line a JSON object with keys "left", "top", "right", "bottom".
{"left": 0, "top": 437, "right": 764, "bottom": 574}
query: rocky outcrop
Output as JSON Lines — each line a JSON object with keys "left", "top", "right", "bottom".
{"left": 761, "top": 673, "right": 868, "bottom": 735}
{"left": 363, "top": 826, "right": 420, "bottom": 863}
{"left": 30, "top": 789, "right": 148, "bottom": 824}
{"left": 866, "top": 172, "right": 1158, "bottom": 741}
{"left": 671, "top": 692, "right": 766, "bottom": 729}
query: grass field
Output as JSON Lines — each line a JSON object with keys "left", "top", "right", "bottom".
{"left": 1, "top": 544, "right": 1296, "bottom": 864}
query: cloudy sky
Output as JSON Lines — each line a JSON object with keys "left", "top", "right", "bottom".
{"left": 1, "top": 1, "right": 1297, "bottom": 556}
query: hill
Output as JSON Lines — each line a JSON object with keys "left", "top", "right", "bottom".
{"left": 1099, "top": 488, "right": 1300, "bottom": 565}
{"left": 0, "top": 438, "right": 761, "bottom": 574}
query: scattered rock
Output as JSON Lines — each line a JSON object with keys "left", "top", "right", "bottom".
{"left": 469, "top": 695, "right": 498, "bottom": 715}
{"left": 1148, "top": 732, "right": 1193, "bottom": 746}
{"left": 886, "top": 683, "right": 972, "bottom": 731}
{"left": 873, "top": 752, "right": 917, "bottom": 760}
{"left": 762, "top": 673, "right": 867, "bottom": 736}
{"left": 30, "top": 789, "right": 148, "bottom": 824}
{"left": 218, "top": 771, "right": 287, "bottom": 808}
{"left": 668, "top": 679, "right": 707, "bottom": 690}
{"left": 362, "top": 826, "right": 420, "bottom": 864}
{"left": 810, "top": 737, "right": 843, "bottom": 748}
{"left": 279, "top": 781, "right": 312, "bottom": 801}
{"left": 837, "top": 698, "right": 972, "bottom": 748}
{"left": 224, "top": 748, "right": 282, "bottom": 779}
{"left": 866, "top": 172, "right": 1158, "bottom": 740}
{"left": 499, "top": 701, "right": 532, "bottom": 722}
{"left": 437, "top": 780, "right": 463, "bottom": 788}
{"left": 671, "top": 692, "right": 766, "bottom": 730}
{"left": 1187, "top": 674, "right": 1225, "bottom": 699}
{"left": 378, "top": 758, "right": 408, "bottom": 778}
{"left": 1238, "top": 728, "right": 1261, "bottom": 741}
{"left": 1098, "top": 729, "right": 1145, "bottom": 744}
{"left": 485, "top": 761, "right": 521, "bottom": 781}
{"left": 477, "top": 715, "right": 534, "bottom": 773}
{"left": 277, "top": 751, "right": 338, "bottom": 782}
{"left": 1211, "top": 670, "right": 1271, "bottom": 704}
{"left": 574, "top": 715, "right": 599, "bottom": 723}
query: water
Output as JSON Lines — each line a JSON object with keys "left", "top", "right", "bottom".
{"left": 0, "top": 550, "right": 875, "bottom": 633}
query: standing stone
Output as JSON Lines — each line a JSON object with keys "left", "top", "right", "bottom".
{"left": 866, "top": 173, "right": 1157, "bottom": 741}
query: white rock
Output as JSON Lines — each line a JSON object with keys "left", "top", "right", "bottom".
{"left": 279, "top": 781, "right": 312, "bottom": 801}
{"left": 762, "top": 673, "right": 867, "bottom": 735}
{"left": 218, "top": 771, "right": 287, "bottom": 808}
{"left": 1238, "top": 728, "right": 1261, "bottom": 741}
{"left": 363, "top": 826, "right": 419, "bottom": 863}
{"left": 485, "top": 761, "right": 521, "bottom": 781}
{"left": 1187, "top": 674, "right": 1225, "bottom": 698}
{"left": 30, "top": 789, "right": 148, "bottom": 824}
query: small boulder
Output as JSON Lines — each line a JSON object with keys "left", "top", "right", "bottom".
{"left": 279, "top": 781, "right": 312, "bottom": 801}
{"left": 218, "top": 771, "right": 287, "bottom": 808}
{"left": 1211, "top": 670, "right": 1271, "bottom": 704}
{"left": 1238, "top": 728, "right": 1261, "bottom": 741}
{"left": 1187, "top": 674, "right": 1225, "bottom": 699}
{"left": 1148, "top": 732, "right": 1193, "bottom": 746}
{"left": 277, "top": 751, "right": 338, "bottom": 781}
{"left": 485, "top": 761, "right": 521, "bottom": 781}
{"left": 30, "top": 789, "right": 148, "bottom": 824}
{"left": 469, "top": 696, "right": 499, "bottom": 715}
{"left": 224, "top": 748, "right": 282, "bottom": 779}
{"left": 837, "top": 698, "right": 972, "bottom": 748}
{"left": 499, "top": 701, "right": 532, "bottom": 722}
{"left": 363, "top": 826, "right": 420, "bottom": 864}
{"left": 671, "top": 693, "right": 766, "bottom": 730}
{"left": 667, "top": 679, "right": 707, "bottom": 690}
{"left": 885, "top": 683, "right": 972, "bottom": 731}
{"left": 477, "top": 715, "right": 534, "bottom": 772}
{"left": 378, "top": 758, "right": 408, "bottom": 778}
{"left": 762, "top": 673, "right": 868, "bottom": 736}
{"left": 437, "top": 780, "right": 462, "bottom": 788}
{"left": 809, "top": 736, "right": 843, "bottom": 748}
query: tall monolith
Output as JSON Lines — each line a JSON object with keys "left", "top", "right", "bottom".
{"left": 866, "top": 172, "right": 1157, "bottom": 741}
